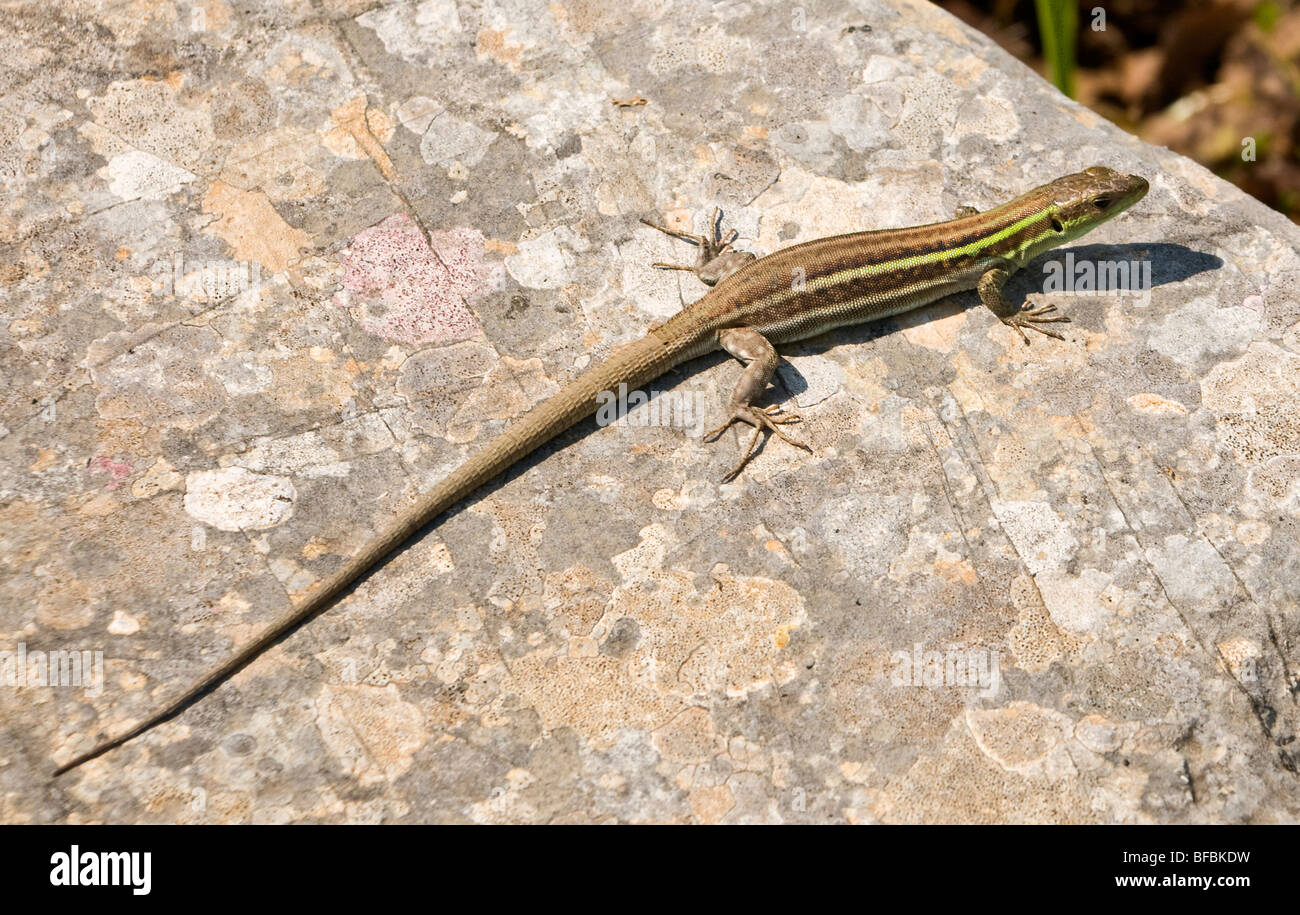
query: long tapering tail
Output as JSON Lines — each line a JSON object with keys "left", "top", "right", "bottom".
{"left": 54, "top": 332, "right": 686, "bottom": 776}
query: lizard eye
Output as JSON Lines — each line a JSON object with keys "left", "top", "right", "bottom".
{"left": 1092, "top": 196, "right": 1113, "bottom": 210}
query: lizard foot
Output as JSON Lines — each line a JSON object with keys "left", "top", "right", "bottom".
{"left": 640, "top": 207, "right": 755, "bottom": 286}
{"left": 704, "top": 404, "right": 810, "bottom": 482}
{"left": 1001, "top": 304, "right": 1071, "bottom": 344}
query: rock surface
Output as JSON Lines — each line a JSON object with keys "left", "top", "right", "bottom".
{"left": 2, "top": 0, "right": 1298, "bottom": 823}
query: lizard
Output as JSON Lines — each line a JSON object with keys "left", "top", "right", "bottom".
{"left": 52, "top": 164, "right": 1149, "bottom": 776}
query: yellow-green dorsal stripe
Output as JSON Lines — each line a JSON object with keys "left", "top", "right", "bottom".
{"left": 806, "top": 209, "right": 1055, "bottom": 289}
{"left": 745, "top": 207, "right": 1060, "bottom": 321}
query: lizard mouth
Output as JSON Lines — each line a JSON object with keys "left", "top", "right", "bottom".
{"left": 1125, "top": 174, "right": 1150, "bottom": 202}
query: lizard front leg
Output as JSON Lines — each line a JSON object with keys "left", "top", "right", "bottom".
{"left": 705, "top": 327, "right": 811, "bottom": 481}
{"left": 641, "top": 207, "right": 756, "bottom": 286}
{"left": 977, "top": 264, "right": 1071, "bottom": 343}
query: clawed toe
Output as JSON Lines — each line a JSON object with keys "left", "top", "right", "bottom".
{"left": 1002, "top": 319, "right": 1030, "bottom": 344}
{"left": 754, "top": 406, "right": 810, "bottom": 448}
{"left": 1019, "top": 304, "right": 1071, "bottom": 325}
{"left": 706, "top": 405, "right": 812, "bottom": 481}
{"left": 642, "top": 207, "right": 752, "bottom": 286}
{"left": 639, "top": 217, "right": 704, "bottom": 248}
{"left": 758, "top": 404, "right": 801, "bottom": 424}
{"left": 1009, "top": 320, "right": 1064, "bottom": 341}
{"left": 703, "top": 416, "right": 739, "bottom": 442}
{"left": 1003, "top": 304, "right": 1072, "bottom": 343}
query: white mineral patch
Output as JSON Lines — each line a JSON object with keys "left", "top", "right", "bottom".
{"left": 990, "top": 499, "right": 1079, "bottom": 575}
{"left": 419, "top": 112, "right": 495, "bottom": 168}
{"left": 107, "top": 610, "right": 140, "bottom": 635}
{"left": 1149, "top": 296, "right": 1258, "bottom": 365}
{"left": 828, "top": 93, "right": 898, "bottom": 152}
{"left": 357, "top": 0, "right": 462, "bottom": 61}
{"left": 211, "top": 356, "right": 273, "bottom": 395}
{"left": 1146, "top": 534, "right": 1237, "bottom": 609}
{"left": 861, "top": 57, "right": 902, "bottom": 84}
{"left": 502, "top": 77, "right": 609, "bottom": 152}
{"left": 105, "top": 149, "right": 196, "bottom": 201}
{"left": 1036, "top": 568, "right": 1113, "bottom": 634}
{"left": 184, "top": 466, "right": 296, "bottom": 531}
{"left": 395, "top": 96, "right": 442, "bottom": 134}
{"left": 506, "top": 226, "right": 584, "bottom": 289}
{"left": 951, "top": 93, "right": 1020, "bottom": 143}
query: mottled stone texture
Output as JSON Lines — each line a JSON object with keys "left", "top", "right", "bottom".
{"left": 1, "top": 0, "right": 1297, "bottom": 824}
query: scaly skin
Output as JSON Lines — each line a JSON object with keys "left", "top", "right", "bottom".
{"left": 53, "top": 165, "right": 1147, "bottom": 776}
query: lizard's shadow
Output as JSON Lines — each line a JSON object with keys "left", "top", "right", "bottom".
{"left": 771, "top": 241, "right": 1222, "bottom": 398}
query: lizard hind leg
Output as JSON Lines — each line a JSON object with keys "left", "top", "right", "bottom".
{"left": 640, "top": 206, "right": 755, "bottom": 286}
{"left": 704, "top": 327, "right": 812, "bottom": 481}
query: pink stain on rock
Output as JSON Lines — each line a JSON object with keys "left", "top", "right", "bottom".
{"left": 334, "top": 213, "right": 498, "bottom": 345}
{"left": 89, "top": 456, "right": 132, "bottom": 490}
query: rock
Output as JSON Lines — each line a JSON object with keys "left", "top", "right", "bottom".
{"left": 4, "top": 0, "right": 1297, "bottom": 823}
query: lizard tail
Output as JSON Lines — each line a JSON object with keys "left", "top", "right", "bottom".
{"left": 53, "top": 333, "right": 684, "bottom": 777}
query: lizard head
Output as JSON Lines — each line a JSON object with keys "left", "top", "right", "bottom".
{"left": 1040, "top": 165, "right": 1149, "bottom": 243}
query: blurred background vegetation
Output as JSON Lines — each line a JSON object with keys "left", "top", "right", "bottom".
{"left": 934, "top": 0, "right": 1300, "bottom": 222}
